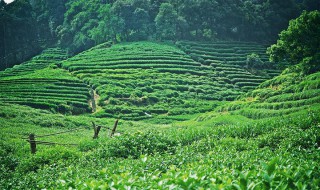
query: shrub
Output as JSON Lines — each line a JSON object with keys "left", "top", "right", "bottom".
{"left": 0, "top": 142, "right": 19, "bottom": 171}
{"left": 17, "top": 147, "right": 80, "bottom": 173}
{"left": 105, "top": 131, "right": 177, "bottom": 159}
{"left": 246, "top": 53, "right": 264, "bottom": 69}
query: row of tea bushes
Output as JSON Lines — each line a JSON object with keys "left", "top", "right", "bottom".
{"left": 0, "top": 49, "right": 91, "bottom": 114}
{"left": 177, "top": 41, "right": 281, "bottom": 92}
{"left": 61, "top": 41, "right": 242, "bottom": 121}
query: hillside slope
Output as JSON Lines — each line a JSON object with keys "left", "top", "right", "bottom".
{"left": 187, "top": 66, "right": 320, "bottom": 126}
{"left": 0, "top": 42, "right": 319, "bottom": 189}
{"left": 1, "top": 68, "right": 319, "bottom": 189}
{"left": 0, "top": 41, "right": 282, "bottom": 120}
{"left": 177, "top": 41, "right": 281, "bottom": 91}
{"left": 60, "top": 41, "right": 279, "bottom": 121}
{"left": 60, "top": 42, "right": 235, "bottom": 121}
{"left": 0, "top": 48, "right": 91, "bottom": 114}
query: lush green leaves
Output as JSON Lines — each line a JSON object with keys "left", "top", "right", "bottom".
{"left": 267, "top": 10, "right": 320, "bottom": 74}
{"left": 155, "top": 3, "right": 179, "bottom": 40}
{"left": 1, "top": 103, "right": 319, "bottom": 189}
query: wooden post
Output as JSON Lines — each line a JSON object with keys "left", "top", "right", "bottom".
{"left": 97, "top": 125, "right": 101, "bottom": 138}
{"left": 92, "top": 122, "right": 97, "bottom": 139}
{"left": 92, "top": 122, "right": 101, "bottom": 139}
{"left": 90, "top": 88, "right": 96, "bottom": 113}
{"left": 110, "top": 119, "right": 119, "bottom": 137}
{"left": 29, "top": 134, "right": 36, "bottom": 154}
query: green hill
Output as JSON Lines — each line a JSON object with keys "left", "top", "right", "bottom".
{"left": 0, "top": 0, "right": 320, "bottom": 190}
{"left": 0, "top": 48, "right": 91, "bottom": 114}
{"left": 0, "top": 41, "right": 319, "bottom": 190}
{"left": 188, "top": 67, "right": 320, "bottom": 126}
{"left": 0, "top": 41, "right": 283, "bottom": 121}
{"left": 226, "top": 72, "right": 320, "bottom": 119}
{"left": 177, "top": 41, "right": 281, "bottom": 91}
{"left": 60, "top": 41, "right": 238, "bottom": 121}
{"left": 0, "top": 63, "right": 319, "bottom": 189}
{"left": 58, "top": 41, "right": 282, "bottom": 122}
{"left": 1, "top": 2, "right": 319, "bottom": 189}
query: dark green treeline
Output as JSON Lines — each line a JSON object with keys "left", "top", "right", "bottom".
{"left": 0, "top": 0, "right": 319, "bottom": 70}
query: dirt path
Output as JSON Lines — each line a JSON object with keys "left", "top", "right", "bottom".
{"left": 89, "top": 88, "right": 102, "bottom": 113}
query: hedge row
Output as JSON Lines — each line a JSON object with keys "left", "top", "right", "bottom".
{"left": 65, "top": 54, "right": 193, "bottom": 63}
{"left": 265, "top": 89, "right": 320, "bottom": 103}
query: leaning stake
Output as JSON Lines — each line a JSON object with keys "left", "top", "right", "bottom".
{"left": 110, "top": 119, "right": 119, "bottom": 137}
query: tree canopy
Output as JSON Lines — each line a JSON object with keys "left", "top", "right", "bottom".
{"left": 155, "top": 3, "right": 178, "bottom": 40}
{"left": 1, "top": 0, "right": 319, "bottom": 68}
{"left": 267, "top": 10, "right": 320, "bottom": 74}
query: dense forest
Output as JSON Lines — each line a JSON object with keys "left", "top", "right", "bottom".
{"left": 1, "top": 0, "right": 319, "bottom": 69}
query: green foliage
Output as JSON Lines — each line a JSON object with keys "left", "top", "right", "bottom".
{"left": 57, "top": 1, "right": 114, "bottom": 53}
{"left": 0, "top": 48, "right": 91, "bottom": 114}
{"left": 1, "top": 4, "right": 320, "bottom": 187}
{"left": 61, "top": 41, "right": 242, "bottom": 121}
{"left": 178, "top": 41, "right": 279, "bottom": 92}
{"left": 267, "top": 10, "right": 320, "bottom": 74}
{"left": 17, "top": 147, "right": 80, "bottom": 173}
{"left": 2, "top": 0, "right": 316, "bottom": 67}
{"left": 3, "top": 108, "right": 316, "bottom": 189}
{"left": 1, "top": 63, "right": 320, "bottom": 189}
{"left": 0, "top": 0, "right": 42, "bottom": 70}
{"left": 105, "top": 131, "right": 176, "bottom": 159}
{"left": 246, "top": 53, "right": 265, "bottom": 69}
{"left": 301, "top": 52, "right": 320, "bottom": 74}
{"left": 216, "top": 69, "right": 320, "bottom": 120}
{"left": 0, "top": 141, "right": 18, "bottom": 173}
{"left": 155, "top": 3, "right": 179, "bottom": 40}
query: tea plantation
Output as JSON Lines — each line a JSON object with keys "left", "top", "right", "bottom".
{"left": 0, "top": 48, "right": 91, "bottom": 114}
{"left": 0, "top": 41, "right": 319, "bottom": 189}
{"left": 177, "top": 41, "right": 281, "bottom": 91}
{"left": 60, "top": 41, "right": 282, "bottom": 122}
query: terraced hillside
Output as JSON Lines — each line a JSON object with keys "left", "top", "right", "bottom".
{"left": 1, "top": 69, "right": 319, "bottom": 189}
{"left": 61, "top": 42, "right": 245, "bottom": 121}
{"left": 0, "top": 48, "right": 91, "bottom": 114}
{"left": 1, "top": 43, "right": 319, "bottom": 190}
{"left": 0, "top": 48, "right": 68, "bottom": 78}
{"left": 177, "top": 41, "right": 281, "bottom": 91}
{"left": 219, "top": 72, "right": 320, "bottom": 119}
{"left": 195, "top": 68, "right": 320, "bottom": 123}
{"left": 0, "top": 42, "right": 284, "bottom": 120}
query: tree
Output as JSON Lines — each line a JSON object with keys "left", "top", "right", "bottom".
{"left": 155, "top": 3, "right": 179, "bottom": 40}
{"left": 106, "top": 14, "right": 125, "bottom": 43}
{"left": 268, "top": 11, "right": 320, "bottom": 67}
{"left": 267, "top": 10, "right": 320, "bottom": 73}
{"left": 246, "top": 53, "right": 264, "bottom": 70}
{"left": 57, "top": 0, "right": 114, "bottom": 53}
{"left": 111, "top": 0, "right": 135, "bottom": 40}
{"left": 32, "top": 0, "right": 67, "bottom": 42}
{"left": 131, "top": 8, "right": 151, "bottom": 40}
{"left": 263, "top": 0, "right": 300, "bottom": 42}
{"left": 2, "top": 0, "right": 317, "bottom": 67}
{"left": 0, "top": 0, "right": 40, "bottom": 70}
{"left": 239, "top": 1, "right": 267, "bottom": 41}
